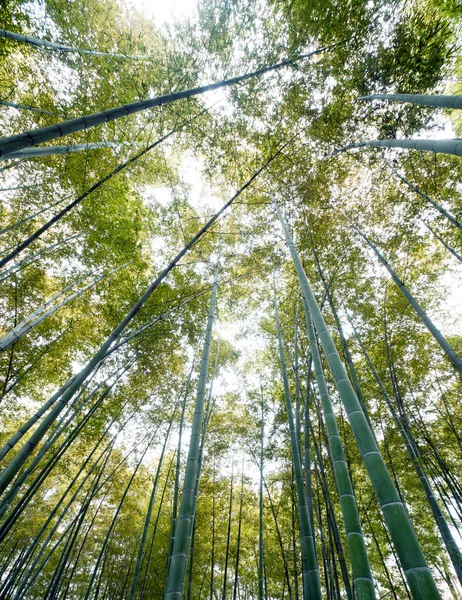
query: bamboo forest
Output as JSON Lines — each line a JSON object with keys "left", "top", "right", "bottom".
{"left": 0, "top": 0, "right": 462, "bottom": 598}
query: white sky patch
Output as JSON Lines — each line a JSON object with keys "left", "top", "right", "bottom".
{"left": 123, "top": 0, "right": 196, "bottom": 26}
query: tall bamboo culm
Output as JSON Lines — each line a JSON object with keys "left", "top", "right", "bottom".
{"left": 273, "top": 198, "right": 442, "bottom": 600}
{"left": 164, "top": 250, "right": 220, "bottom": 600}
{"left": 304, "top": 303, "right": 375, "bottom": 600}
{"left": 273, "top": 281, "right": 322, "bottom": 600}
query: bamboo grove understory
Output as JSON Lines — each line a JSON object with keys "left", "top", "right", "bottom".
{"left": 0, "top": 0, "right": 461, "bottom": 598}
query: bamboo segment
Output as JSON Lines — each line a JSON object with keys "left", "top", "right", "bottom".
{"left": 0, "top": 28, "right": 149, "bottom": 58}
{"left": 358, "top": 93, "right": 462, "bottom": 110}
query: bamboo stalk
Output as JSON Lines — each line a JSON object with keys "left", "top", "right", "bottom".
{"left": 274, "top": 198, "right": 442, "bottom": 599}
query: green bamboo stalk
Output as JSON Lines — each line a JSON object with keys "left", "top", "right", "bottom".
{"left": 0, "top": 143, "right": 285, "bottom": 496}
{"left": 274, "top": 282, "right": 322, "bottom": 600}
{"left": 358, "top": 93, "right": 462, "bottom": 110}
{"left": 223, "top": 460, "right": 234, "bottom": 600}
{"left": 274, "top": 199, "right": 442, "bottom": 599}
{"left": 0, "top": 99, "right": 57, "bottom": 115}
{"left": 0, "top": 28, "right": 149, "bottom": 58}
{"left": 353, "top": 224, "right": 462, "bottom": 375}
{"left": 421, "top": 219, "right": 462, "bottom": 263}
{"left": 186, "top": 349, "right": 219, "bottom": 600}
{"left": 166, "top": 360, "right": 196, "bottom": 578}
{"left": 313, "top": 464, "right": 331, "bottom": 599}
{"left": 0, "top": 49, "right": 324, "bottom": 158}
{"left": 385, "top": 162, "right": 462, "bottom": 231}
{"left": 263, "top": 477, "right": 293, "bottom": 600}
{"left": 290, "top": 464, "right": 300, "bottom": 600}
{"left": 128, "top": 406, "right": 177, "bottom": 600}
{"left": 307, "top": 240, "right": 373, "bottom": 429}
{"left": 294, "top": 305, "right": 302, "bottom": 451}
{"left": 304, "top": 358, "right": 315, "bottom": 537}
{"left": 304, "top": 303, "right": 375, "bottom": 599}
{"left": 0, "top": 262, "right": 131, "bottom": 350}
{"left": 333, "top": 138, "right": 462, "bottom": 158}
{"left": 164, "top": 250, "right": 220, "bottom": 600}
{"left": 310, "top": 425, "right": 353, "bottom": 600}
{"left": 140, "top": 455, "right": 176, "bottom": 599}
{"left": 210, "top": 457, "right": 216, "bottom": 600}
{"left": 233, "top": 462, "right": 245, "bottom": 600}
{"left": 83, "top": 429, "right": 159, "bottom": 600}
{"left": 259, "top": 394, "right": 265, "bottom": 600}
{"left": 1, "top": 142, "right": 125, "bottom": 160}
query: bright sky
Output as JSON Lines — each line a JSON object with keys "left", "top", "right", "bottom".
{"left": 123, "top": 0, "right": 196, "bottom": 26}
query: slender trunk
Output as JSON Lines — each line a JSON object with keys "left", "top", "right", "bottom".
{"left": 2, "top": 142, "right": 124, "bottom": 160}
{"left": 264, "top": 480, "right": 292, "bottom": 600}
{"left": 290, "top": 466, "right": 300, "bottom": 600}
{"left": 166, "top": 360, "right": 196, "bottom": 578}
{"left": 313, "top": 466, "right": 331, "bottom": 600}
{"left": 128, "top": 406, "right": 177, "bottom": 599}
{"left": 385, "top": 162, "right": 462, "bottom": 230}
{"left": 223, "top": 460, "right": 234, "bottom": 600}
{"left": 303, "top": 358, "right": 316, "bottom": 545}
{"left": 274, "top": 199, "right": 441, "bottom": 599}
{"left": 358, "top": 93, "right": 462, "bottom": 110}
{"left": 139, "top": 454, "right": 176, "bottom": 599}
{"left": 294, "top": 304, "right": 302, "bottom": 452}
{"left": 421, "top": 219, "right": 462, "bottom": 263}
{"left": 311, "top": 416, "right": 353, "bottom": 600}
{"left": 0, "top": 99, "right": 57, "bottom": 115}
{"left": 305, "top": 304, "right": 375, "bottom": 598}
{"left": 0, "top": 48, "right": 325, "bottom": 158}
{"left": 274, "top": 282, "right": 322, "bottom": 600}
{"left": 165, "top": 250, "right": 221, "bottom": 600}
{"left": 333, "top": 138, "right": 462, "bottom": 158}
{"left": 210, "top": 458, "right": 216, "bottom": 600}
{"left": 259, "top": 396, "right": 265, "bottom": 600}
{"left": 307, "top": 234, "right": 373, "bottom": 429}
{"left": 233, "top": 464, "right": 245, "bottom": 600}
{"left": 0, "top": 28, "right": 149, "bottom": 58}
{"left": 353, "top": 223, "right": 462, "bottom": 376}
